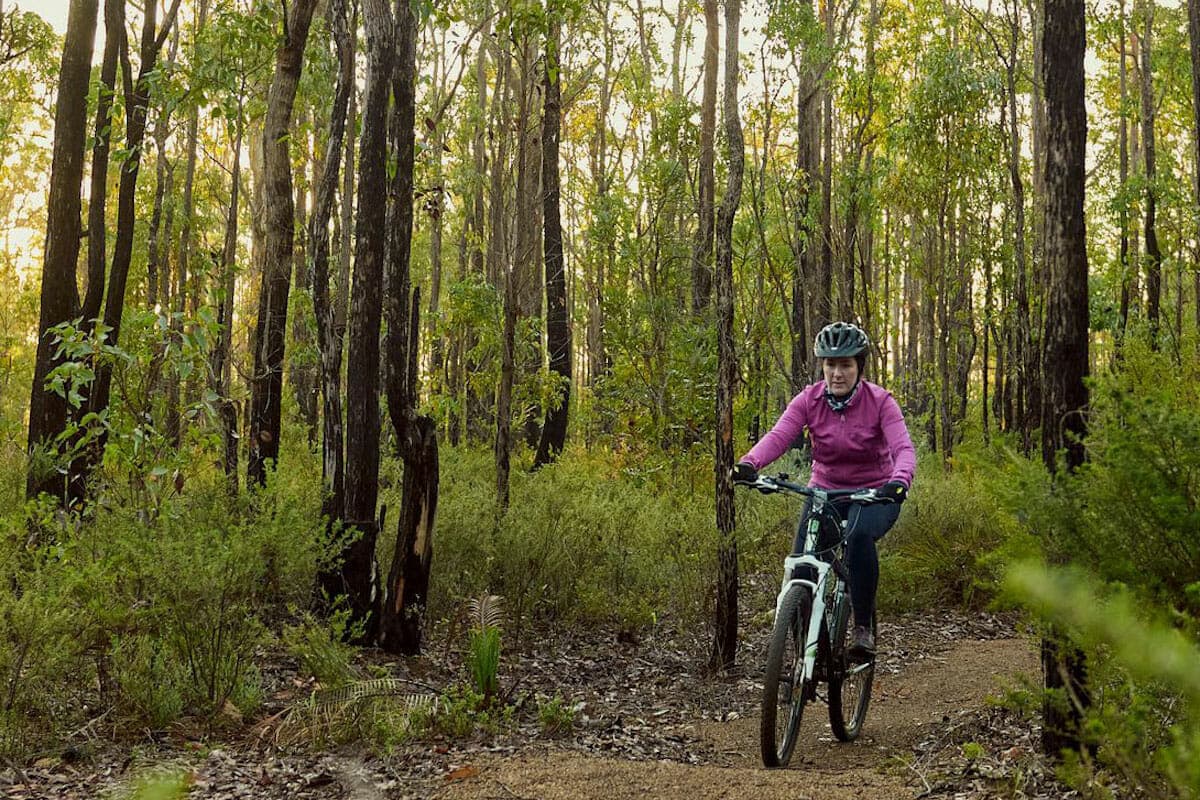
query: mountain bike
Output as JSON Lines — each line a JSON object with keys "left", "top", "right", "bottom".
{"left": 735, "top": 473, "right": 894, "bottom": 768}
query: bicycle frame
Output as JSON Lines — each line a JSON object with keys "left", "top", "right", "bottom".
{"left": 774, "top": 491, "right": 842, "bottom": 690}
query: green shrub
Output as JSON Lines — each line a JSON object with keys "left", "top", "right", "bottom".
{"left": 536, "top": 693, "right": 577, "bottom": 736}
{"left": 878, "top": 450, "right": 1038, "bottom": 613}
{"left": 110, "top": 635, "right": 187, "bottom": 728}
{"left": 283, "top": 606, "right": 361, "bottom": 689}
{"left": 0, "top": 536, "right": 82, "bottom": 759}
{"left": 1049, "top": 349, "right": 1200, "bottom": 611}
{"left": 429, "top": 444, "right": 795, "bottom": 632}
{"left": 0, "top": 448, "right": 330, "bottom": 748}
{"left": 1008, "top": 562, "right": 1200, "bottom": 797}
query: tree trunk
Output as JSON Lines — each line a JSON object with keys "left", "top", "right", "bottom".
{"left": 83, "top": 0, "right": 183, "bottom": 495}
{"left": 1041, "top": 0, "right": 1090, "bottom": 758}
{"left": 691, "top": 0, "right": 717, "bottom": 315}
{"left": 338, "top": 0, "right": 393, "bottom": 637}
{"left": 166, "top": 0, "right": 207, "bottom": 446}
{"left": 791, "top": 0, "right": 819, "bottom": 392}
{"left": 25, "top": 0, "right": 98, "bottom": 503}
{"left": 585, "top": 9, "right": 613, "bottom": 391}
{"left": 211, "top": 111, "right": 244, "bottom": 493}
{"left": 513, "top": 36, "right": 543, "bottom": 449}
{"left": 310, "top": 0, "right": 353, "bottom": 529}
{"left": 533, "top": 16, "right": 570, "bottom": 469}
{"left": 1118, "top": 0, "right": 1132, "bottom": 346}
{"left": 468, "top": 0, "right": 490, "bottom": 277}
{"left": 711, "top": 0, "right": 741, "bottom": 674}
{"left": 1004, "top": 1, "right": 1034, "bottom": 455}
{"left": 384, "top": 0, "right": 418, "bottom": 451}
{"left": 146, "top": 91, "right": 173, "bottom": 311}
{"left": 1140, "top": 0, "right": 1162, "bottom": 347}
{"left": 247, "top": 0, "right": 319, "bottom": 485}
{"left": 495, "top": 293, "right": 516, "bottom": 510}
{"left": 80, "top": 0, "right": 120, "bottom": 326}
{"left": 379, "top": 0, "right": 438, "bottom": 655}
{"left": 816, "top": 0, "right": 835, "bottom": 334}
{"left": 1190, "top": 0, "right": 1200, "bottom": 344}
{"left": 1025, "top": 0, "right": 1045, "bottom": 453}
{"left": 291, "top": 106, "right": 319, "bottom": 444}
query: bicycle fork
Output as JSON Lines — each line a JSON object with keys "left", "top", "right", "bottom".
{"left": 776, "top": 553, "right": 832, "bottom": 691}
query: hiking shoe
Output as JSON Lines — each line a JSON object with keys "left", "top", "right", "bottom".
{"left": 848, "top": 625, "right": 875, "bottom": 662}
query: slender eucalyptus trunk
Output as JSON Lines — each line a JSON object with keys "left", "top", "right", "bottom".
{"left": 1140, "top": 0, "right": 1162, "bottom": 346}
{"left": 26, "top": 0, "right": 98, "bottom": 504}
{"left": 1041, "top": 0, "right": 1090, "bottom": 758}
{"left": 712, "top": 0, "right": 742, "bottom": 674}
{"left": 340, "top": 0, "right": 393, "bottom": 637}
{"left": 380, "top": 0, "right": 438, "bottom": 654}
{"left": 533, "top": 16, "right": 570, "bottom": 468}
{"left": 309, "top": 0, "right": 353, "bottom": 532}
{"left": 692, "top": 0, "right": 717, "bottom": 315}
{"left": 1118, "top": 0, "right": 1132, "bottom": 346}
{"left": 247, "top": 0, "right": 319, "bottom": 485}
{"left": 1190, "top": 0, "right": 1200, "bottom": 341}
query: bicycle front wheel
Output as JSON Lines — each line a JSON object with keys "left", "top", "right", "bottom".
{"left": 828, "top": 603, "right": 875, "bottom": 742}
{"left": 761, "top": 585, "right": 812, "bottom": 767}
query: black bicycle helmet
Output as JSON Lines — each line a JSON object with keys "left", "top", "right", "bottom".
{"left": 814, "top": 321, "right": 870, "bottom": 358}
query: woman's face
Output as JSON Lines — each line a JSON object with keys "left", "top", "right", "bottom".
{"left": 822, "top": 357, "right": 859, "bottom": 397}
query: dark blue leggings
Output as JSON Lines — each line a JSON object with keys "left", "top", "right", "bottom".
{"left": 792, "top": 500, "right": 901, "bottom": 628}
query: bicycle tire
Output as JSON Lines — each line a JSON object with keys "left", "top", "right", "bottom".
{"left": 761, "top": 585, "right": 811, "bottom": 767}
{"left": 828, "top": 601, "right": 875, "bottom": 742}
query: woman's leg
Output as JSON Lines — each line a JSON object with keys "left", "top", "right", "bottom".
{"left": 845, "top": 503, "right": 901, "bottom": 626}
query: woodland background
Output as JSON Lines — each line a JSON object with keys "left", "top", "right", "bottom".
{"left": 1, "top": 0, "right": 1199, "bottom": 795}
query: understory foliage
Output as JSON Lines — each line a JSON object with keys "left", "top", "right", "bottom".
{"left": 1009, "top": 344, "right": 1200, "bottom": 796}
{"left": 0, "top": 440, "right": 327, "bottom": 758}
{"left": 429, "top": 444, "right": 793, "bottom": 633}
{"left": 878, "top": 449, "right": 1040, "bottom": 612}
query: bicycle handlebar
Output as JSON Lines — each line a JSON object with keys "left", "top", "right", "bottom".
{"left": 734, "top": 473, "right": 894, "bottom": 504}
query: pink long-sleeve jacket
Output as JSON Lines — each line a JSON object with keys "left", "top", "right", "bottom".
{"left": 739, "top": 380, "right": 916, "bottom": 489}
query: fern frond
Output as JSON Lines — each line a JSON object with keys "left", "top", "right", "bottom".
{"left": 273, "top": 677, "right": 440, "bottom": 746}
{"left": 467, "top": 593, "right": 505, "bottom": 630}
{"left": 311, "top": 677, "right": 439, "bottom": 711}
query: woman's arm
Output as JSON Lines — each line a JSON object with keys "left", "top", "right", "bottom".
{"left": 738, "top": 391, "right": 809, "bottom": 470}
{"left": 880, "top": 394, "right": 916, "bottom": 486}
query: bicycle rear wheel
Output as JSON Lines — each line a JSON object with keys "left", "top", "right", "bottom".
{"left": 828, "top": 600, "right": 875, "bottom": 742}
{"left": 761, "top": 585, "right": 811, "bottom": 767}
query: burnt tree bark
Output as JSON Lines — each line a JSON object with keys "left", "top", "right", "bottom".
{"left": 246, "top": 0, "right": 319, "bottom": 485}
{"left": 337, "top": 0, "right": 393, "bottom": 636}
{"left": 310, "top": 0, "right": 354, "bottom": 530}
{"left": 25, "top": 0, "right": 99, "bottom": 503}
{"left": 533, "top": 15, "right": 570, "bottom": 469}
{"left": 711, "top": 0, "right": 742, "bottom": 674}
{"left": 211, "top": 101, "right": 244, "bottom": 493}
{"left": 81, "top": 0, "right": 183, "bottom": 495}
{"left": 379, "top": 0, "right": 438, "bottom": 655}
{"left": 166, "top": 0, "right": 207, "bottom": 446}
{"left": 1041, "top": 0, "right": 1091, "bottom": 758}
{"left": 80, "top": 0, "right": 120, "bottom": 327}
{"left": 691, "top": 0, "right": 717, "bottom": 314}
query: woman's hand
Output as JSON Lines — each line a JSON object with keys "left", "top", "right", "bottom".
{"left": 732, "top": 462, "right": 758, "bottom": 483}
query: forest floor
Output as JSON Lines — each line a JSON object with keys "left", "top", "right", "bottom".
{"left": 5, "top": 574, "right": 1075, "bottom": 799}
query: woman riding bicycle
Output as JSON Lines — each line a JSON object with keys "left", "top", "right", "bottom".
{"left": 733, "top": 321, "right": 915, "bottom": 661}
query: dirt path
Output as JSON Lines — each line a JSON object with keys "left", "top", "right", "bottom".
{"left": 8, "top": 612, "right": 1047, "bottom": 799}
{"left": 433, "top": 637, "right": 1039, "bottom": 800}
